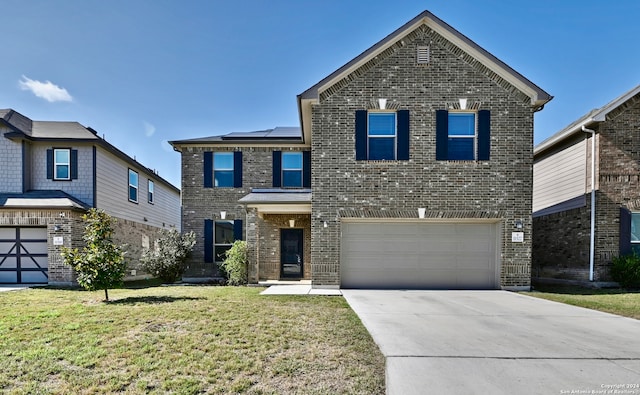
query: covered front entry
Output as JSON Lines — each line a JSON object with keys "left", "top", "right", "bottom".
{"left": 0, "top": 227, "right": 48, "bottom": 284}
{"left": 340, "top": 221, "right": 501, "bottom": 289}
{"left": 281, "top": 228, "right": 303, "bottom": 278}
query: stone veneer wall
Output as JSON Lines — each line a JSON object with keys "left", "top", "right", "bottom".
{"left": 310, "top": 24, "right": 536, "bottom": 288}
{"left": 180, "top": 146, "right": 309, "bottom": 279}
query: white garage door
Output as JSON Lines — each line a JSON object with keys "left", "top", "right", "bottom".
{"left": 0, "top": 227, "right": 48, "bottom": 284}
{"left": 341, "top": 221, "right": 500, "bottom": 289}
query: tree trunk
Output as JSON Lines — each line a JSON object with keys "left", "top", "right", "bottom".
{"left": 104, "top": 288, "right": 109, "bottom": 301}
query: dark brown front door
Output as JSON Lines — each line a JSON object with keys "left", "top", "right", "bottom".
{"left": 281, "top": 229, "right": 303, "bottom": 278}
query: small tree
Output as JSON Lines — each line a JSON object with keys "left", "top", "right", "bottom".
{"left": 141, "top": 230, "right": 196, "bottom": 283}
{"left": 221, "top": 240, "right": 248, "bottom": 286}
{"left": 61, "top": 209, "right": 126, "bottom": 301}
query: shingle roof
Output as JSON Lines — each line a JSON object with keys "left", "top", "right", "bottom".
{"left": 170, "top": 126, "right": 302, "bottom": 145}
{"left": 0, "top": 190, "right": 91, "bottom": 210}
{"left": 238, "top": 188, "right": 312, "bottom": 204}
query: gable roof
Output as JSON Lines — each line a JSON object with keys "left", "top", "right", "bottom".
{"left": 535, "top": 84, "right": 640, "bottom": 156}
{"left": 1, "top": 109, "right": 179, "bottom": 193}
{"left": 297, "top": 10, "right": 553, "bottom": 143}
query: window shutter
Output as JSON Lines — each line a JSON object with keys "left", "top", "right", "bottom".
{"left": 355, "top": 110, "right": 368, "bottom": 160}
{"left": 70, "top": 149, "right": 78, "bottom": 179}
{"left": 272, "top": 151, "right": 282, "bottom": 187}
{"left": 203, "top": 152, "right": 213, "bottom": 188}
{"left": 620, "top": 207, "right": 632, "bottom": 256}
{"left": 477, "top": 110, "right": 491, "bottom": 161}
{"left": 46, "top": 149, "right": 53, "bottom": 179}
{"left": 204, "top": 219, "right": 214, "bottom": 263}
{"left": 233, "top": 151, "right": 243, "bottom": 187}
{"left": 435, "top": 110, "right": 449, "bottom": 160}
{"left": 303, "top": 151, "right": 311, "bottom": 188}
{"left": 397, "top": 110, "right": 410, "bottom": 160}
{"left": 234, "top": 219, "right": 243, "bottom": 241}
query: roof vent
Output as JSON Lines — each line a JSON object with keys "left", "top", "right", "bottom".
{"left": 417, "top": 46, "right": 430, "bottom": 64}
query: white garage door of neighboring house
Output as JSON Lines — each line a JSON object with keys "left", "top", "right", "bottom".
{"left": 340, "top": 221, "right": 500, "bottom": 289}
{"left": 0, "top": 227, "right": 48, "bottom": 284}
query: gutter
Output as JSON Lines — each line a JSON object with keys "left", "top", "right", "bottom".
{"left": 582, "top": 125, "right": 596, "bottom": 282}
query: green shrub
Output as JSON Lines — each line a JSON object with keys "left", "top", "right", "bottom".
{"left": 611, "top": 253, "right": 640, "bottom": 289}
{"left": 61, "top": 208, "right": 126, "bottom": 301}
{"left": 221, "top": 240, "right": 248, "bottom": 286}
{"left": 141, "top": 230, "right": 196, "bottom": 283}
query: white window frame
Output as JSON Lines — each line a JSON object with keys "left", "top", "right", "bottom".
{"left": 148, "top": 180, "right": 154, "bottom": 204}
{"left": 128, "top": 169, "right": 139, "bottom": 203}
{"left": 367, "top": 112, "right": 397, "bottom": 160}
{"left": 53, "top": 148, "right": 71, "bottom": 181}
{"left": 281, "top": 152, "right": 303, "bottom": 188}
{"left": 447, "top": 111, "right": 478, "bottom": 160}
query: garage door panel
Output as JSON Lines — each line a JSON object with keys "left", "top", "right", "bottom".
{"left": 0, "top": 227, "right": 48, "bottom": 284}
{"left": 0, "top": 257, "right": 18, "bottom": 268}
{"left": 0, "top": 272, "right": 17, "bottom": 283}
{"left": 21, "top": 271, "right": 48, "bottom": 283}
{"left": 341, "top": 221, "right": 499, "bottom": 289}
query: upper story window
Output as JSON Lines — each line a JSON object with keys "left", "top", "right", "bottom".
{"left": 282, "top": 152, "right": 303, "bottom": 188}
{"left": 436, "top": 109, "right": 490, "bottom": 161}
{"left": 148, "top": 180, "right": 154, "bottom": 204}
{"left": 54, "top": 149, "right": 71, "bottom": 180}
{"left": 203, "top": 151, "right": 243, "bottom": 188}
{"left": 214, "top": 152, "right": 234, "bottom": 187}
{"left": 128, "top": 169, "right": 138, "bottom": 203}
{"left": 368, "top": 113, "right": 397, "bottom": 160}
{"left": 272, "top": 151, "right": 310, "bottom": 188}
{"left": 47, "top": 148, "right": 78, "bottom": 181}
{"left": 355, "top": 110, "right": 410, "bottom": 161}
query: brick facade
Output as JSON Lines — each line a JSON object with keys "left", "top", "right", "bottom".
{"left": 310, "top": 24, "right": 536, "bottom": 288}
{"left": 533, "top": 92, "right": 640, "bottom": 283}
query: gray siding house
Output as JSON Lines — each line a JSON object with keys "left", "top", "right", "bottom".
{"left": 533, "top": 84, "right": 640, "bottom": 284}
{"left": 172, "top": 10, "right": 552, "bottom": 290}
{"left": 0, "top": 109, "right": 181, "bottom": 285}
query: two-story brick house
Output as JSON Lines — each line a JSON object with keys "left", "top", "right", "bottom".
{"left": 171, "top": 10, "right": 552, "bottom": 290}
{"left": 0, "top": 109, "right": 181, "bottom": 285}
{"left": 533, "top": 84, "right": 640, "bottom": 284}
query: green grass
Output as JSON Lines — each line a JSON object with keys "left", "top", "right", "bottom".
{"left": 0, "top": 286, "right": 384, "bottom": 394}
{"left": 524, "top": 285, "right": 640, "bottom": 320}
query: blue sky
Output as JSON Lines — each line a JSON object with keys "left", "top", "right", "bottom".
{"left": 2, "top": 0, "right": 640, "bottom": 188}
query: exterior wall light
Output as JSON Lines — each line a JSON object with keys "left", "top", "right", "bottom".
{"left": 514, "top": 219, "right": 523, "bottom": 229}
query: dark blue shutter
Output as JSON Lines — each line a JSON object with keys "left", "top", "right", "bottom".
{"left": 204, "top": 219, "right": 214, "bottom": 263}
{"left": 233, "top": 219, "right": 243, "bottom": 241}
{"left": 397, "top": 110, "right": 410, "bottom": 160}
{"left": 620, "top": 207, "right": 632, "bottom": 256}
{"left": 477, "top": 110, "right": 491, "bottom": 161}
{"left": 70, "top": 149, "right": 78, "bottom": 179}
{"left": 46, "top": 149, "right": 53, "bottom": 179}
{"left": 355, "top": 110, "right": 368, "bottom": 160}
{"left": 435, "top": 110, "right": 448, "bottom": 160}
{"left": 233, "top": 151, "right": 243, "bottom": 187}
{"left": 272, "top": 151, "right": 282, "bottom": 187}
{"left": 203, "top": 152, "right": 213, "bottom": 188}
{"left": 303, "top": 151, "right": 311, "bottom": 188}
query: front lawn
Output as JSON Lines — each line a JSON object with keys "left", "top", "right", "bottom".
{"left": 0, "top": 286, "right": 384, "bottom": 394}
{"left": 524, "top": 285, "right": 640, "bottom": 320}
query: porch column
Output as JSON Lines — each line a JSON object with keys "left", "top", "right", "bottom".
{"left": 245, "top": 208, "right": 259, "bottom": 284}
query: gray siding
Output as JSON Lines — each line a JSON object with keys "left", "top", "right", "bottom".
{"left": 30, "top": 143, "right": 94, "bottom": 206}
{"left": 95, "top": 147, "right": 180, "bottom": 230}
{"left": 0, "top": 128, "right": 23, "bottom": 193}
{"left": 533, "top": 138, "right": 587, "bottom": 213}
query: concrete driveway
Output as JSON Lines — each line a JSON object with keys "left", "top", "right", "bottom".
{"left": 342, "top": 290, "right": 640, "bottom": 395}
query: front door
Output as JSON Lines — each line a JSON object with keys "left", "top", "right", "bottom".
{"left": 281, "top": 229, "right": 303, "bottom": 278}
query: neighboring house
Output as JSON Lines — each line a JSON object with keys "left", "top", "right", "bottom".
{"left": 171, "top": 10, "right": 552, "bottom": 290}
{"left": 0, "top": 109, "right": 181, "bottom": 285}
{"left": 533, "top": 84, "right": 640, "bottom": 284}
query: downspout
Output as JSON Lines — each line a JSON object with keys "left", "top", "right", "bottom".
{"left": 582, "top": 125, "right": 596, "bottom": 282}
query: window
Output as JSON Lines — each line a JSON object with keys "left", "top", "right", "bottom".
{"left": 214, "top": 152, "right": 234, "bottom": 187}
{"left": 631, "top": 213, "right": 640, "bottom": 254}
{"left": 448, "top": 112, "right": 476, "bottom": 160}
{"left": 282, "top": 152, "right": 303, "bottom": 188}
{"left": 355, "top": 110, "right": 409, "bottom": 161}
{"left": 214, "top": 221, "right": 234, "bottom": 264}
{"left": 128, "top": 169, "right": 138, "bottom": 202}
{"left": 54, "top": 149, "right": 71, "bottom": 180}
{"left": 435, "top": 109, "right": 490, "bottom": 161}
{"left": 148, "top": 180, "right": 154, "bottom": 204}
{"left": 368, "top": 112, "right": 396, "bottom": 160}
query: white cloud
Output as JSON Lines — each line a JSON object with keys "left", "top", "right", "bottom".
{"left": 19, "top": 75, "right": 73, "bottom": 102}
{"left": 143, "top": 121, "right": 156, "bottom": 137}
